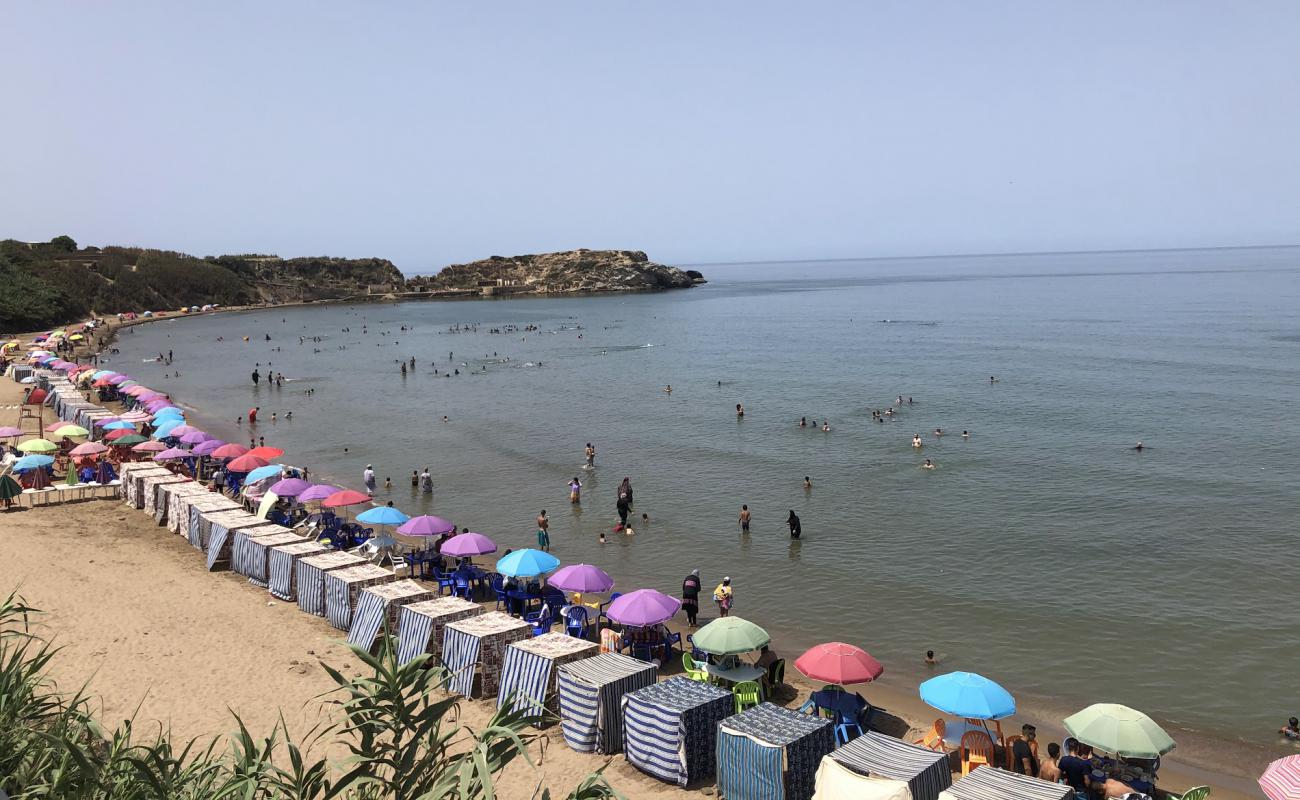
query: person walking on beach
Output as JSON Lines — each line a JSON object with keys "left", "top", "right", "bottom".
{"left": 738, "top": 504, "right": 751, "bottom": 533}
{"left": 713, "top": 577, "right": 733, "bottom": 618}
{"left": 363, "top": 464, "right": 376, "bottom": 496}
{"left": 536, "top": 510, "right": 551, "bottom": 550}
{"left": 585, "top": 442, "right": 595, "bottom": 468}
{"left": 569, "top": 477, "right": 581, "bottom": 504}
{"left": 681, "top": 569, "right": 701, "bottom": 626}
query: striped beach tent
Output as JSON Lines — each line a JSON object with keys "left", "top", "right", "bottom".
{"left": 825, "top": 731, "right": 952, "bottom": 800}
{"left": 557, "top": 652, "right": 658, "bottom": 755}
{"left": 184, "top": 495, "right": 241, "bottom": 548}
{"left": 622, "top": 676, "right": 734, "bottom": 787}
{"left": 324, "top": 564, "right": 397, "bottom": 630}
{"left": 295, "top": 551, "right": 367, "bottom": 616}
{"left": 813, "top": 756, "right": 913, "bottom": 800}
{"left": 231, "top": 526, "right": 301, "bottom": 585}
{"left": 166, "top": 483, "right": 212, "bottom": 534}
{"left": 441, "top": 611, "right": 532, "bottom": 698}
{"left": 496, "top": 632, "right": 598, "bottom": 726}
{"left": 937, "top": 767, "right": 1072, "bottom": 800}
{"left": 716, "top": 702, "right": 837, "bottom": 800}
{"left": 346, "top": 580, "right": 436, "bottom": 649}
{"left": 394, "top": 596, "right": 484, "bottom": 665}
{"left": 266, "top": 540, "right": 327, "bottom": 601}
{"left": 202, "top": 511, "right": 276, "bottom": 570}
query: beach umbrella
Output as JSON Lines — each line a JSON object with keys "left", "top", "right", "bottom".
{"left": 24, "top": 388, "right": 47, "bottom": 404}
{"left": 692, "top": 616, "right": 771, "bottom": 656}
{"left": 17, "top": 439, "right": 57, "bottom": 453}
{"left": 179, "top": 430, "right": 212, "bottom": 445}
{"left": 495, "top": 548, "right": 560, "bottom": 578}
{"left": 268, "top": 477, "right": 311, "bottom": 497}
{"left": 112, "top": 434, "right": 148, "bottom": 446}
{"left": 93, "top": 416, "right": 122, "bottom": 427}
{"left": 132, "top": 440, "right": 168, "bottom": 453}
{"left": 120, "top": 412, "right": 153, "bottom": 424}
{"left": 919, "top": 672, "right": 1016, "bottom": 720}
{"left": 396, "top": 515, "right": 457, "bottom": 537}
{"left": 70, "top": 442, "right": 109, "bottom": 458}
{"left": 151, "top": 405, "right": 183, "bottom": 415}
{"left": 322, "top": 489, "right": 370, "bottom": 508}
{"left": 102, "top": 420, "right": 136, "bottom": 431}
{"left": 548, "top": 564, "right": 615, "bottom": 593}
{"left": 356, "top": 506, "right": 410, "bottom": 526}
{"left": 53, "top": 424, "right": 89, "bottom": 438}
{"left": 226, "top": 454, "right": 270, "bottom": 473}
{"left": 794, "top": 642, "right": 885, "bottom": 686}
{"left": 191, "top": 439, "right": 225, "bottom": 456}
{"left": 1260, "top": 755, "right": 1300, "bottom": 800}
{"left": 297, "top": 484, "right": 341, "bottom": 502}
{"left": 247, "top": 446, "right": 284, "bottom": 460}
{"left": 169, "top": 424, "right": 200, "bottom": 437}
{"left": 0, "top": 474, "right": 22, "bottom": 508}
{"left": 107, "top": 374, "right": 128, "bottom": 383}
{"left": 105, "top": 429, "right": 137, "bottom": 441}
{"left": 605, "top": 589, "right": 681, "bottom": 627}
{"left": 45, "top": 422, "right": 68, "bottom": 433}
{"left": 245, "top": 464, "right": 285, "bottom": 482}
{"left": 154, "top": 448, "right": 190, "bottom": 461}
{"left": 1063, "top": 703, "right": 1175, "bottom": 759}
{"left": 0, "top": 427, "right": 23, "bottom": 438}
{"left": 436, "top": 531, "right": 497, "bottom": 555}
{"left": 210, "top": 443, "right": 248, "bottom": 459}
{"left": 256, "top": 490, "right": 280, "bottom": 519}
{"left": 14, "top": 454, "right": 55, "bottom": 470}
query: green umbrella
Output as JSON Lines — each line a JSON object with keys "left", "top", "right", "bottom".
{"left": 692, "top": 616, "right": 771, "bottom": 656}
{"left": 17, "top": 438, "right": 57, "bottom": 453}
{"left": 1064, "top": 703, "right": 1176, "bottom": 758}
{"left": 113, "top": 434, "right": 148, "bottom": 446}
{"left": 53, "top": 424, "right": 89, "bottom": 438}
{"left": 0, "top": 474, "right": 22, "bottom": 506}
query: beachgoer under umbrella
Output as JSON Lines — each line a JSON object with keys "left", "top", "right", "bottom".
{"left": 681, "top": 569, "right": 701, "bottom": 626}
{"left": 787, "top": 510, "right": 802, "bottom": 538}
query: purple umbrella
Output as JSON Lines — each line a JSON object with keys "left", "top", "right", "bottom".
{"left": 153, "top": 447, "right": 190, "bottom": 461}
{"left": 93, "top": 416, "right": 121, "bottom": 427}
{"left": 179, "top": 430, "right": 212, "bottom": 445}
{"left": 136, "top": 391, "right": 163, "bottom": 402}
{"left": 396, "top": 515, "right": 457, "bottom": 537}
{"left": 108, "top": 374, "right": 130, "bottom": 384}
{"left": 438, "top": 531, "right": 497, "bottom": 556}
{"left": 191, "top": 438, "right": 226, "bottom": 456}
{"left": 606, "top": 589, "right": 681, "bottom": 627}
{"left": 269, "top": 477, "right": 312, "bottom": 497}
{"left": 297, "top": 484, "right": 342, "bottom": 502}
{"left": 548, "top": 564, "right": 615, "bottom": 593}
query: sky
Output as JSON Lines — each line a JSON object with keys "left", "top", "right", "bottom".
{"left": 2, "top": 2, "right": 1297, "bottom": 273}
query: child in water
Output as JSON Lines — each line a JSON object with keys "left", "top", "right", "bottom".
{"left": 569, "top": 477, "right": 581, "bottom": 503}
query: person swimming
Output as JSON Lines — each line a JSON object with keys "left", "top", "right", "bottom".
{"left": 803, "top": 476, "right": 812, "bottom": 489}
{"left": 799, "top": 417, "right": 807, "bottom": 427}
{"left": 821, "top": 421, "right": 830, "bottom": 431}
{"left": 933, "top": 428, "right": 943, "bottom": 436}
{"left": 961, "top": 430, "right": 969, "bottom": 438}
{"left": 664, "top": 385, "right": 672, "bottom": 393}
{"left": 989, "top": 376, "right": 999, "bottom": 383}
{"left": 912, "top": 434, "right": 923, "bottom": 448}
{"left": 736, "top": 403, "right": 744, "bottom": 418}
{"left": 1133, "top": 441, "right": 1145, "bottom": 451}
{"left": 922, "top": 458, "right": 936, "bottom": 470}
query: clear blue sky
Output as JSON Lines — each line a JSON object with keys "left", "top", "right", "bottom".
{"left": 3, "top": 2, "right": 1297, "bottom": 272}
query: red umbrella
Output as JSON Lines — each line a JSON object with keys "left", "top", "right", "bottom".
{"left": 794, "top": 642, "right": 885, "bottom": 685}
{"left": 226, "top": 454, "right": 269, "bottom": 473}
{"left": 322, "top": 489, "right": 370, "bottom": 508}
{"left": 210, "top": 443, "right": 249, "bottom": 459}
{"left": 104, "top": 428, "right": 136, "bottom": 441}
{"left": 25, "top": 388, "right": 47, "bottom": 404}
{"left": 246, "top": 446, "right": 284, "bottom": 460}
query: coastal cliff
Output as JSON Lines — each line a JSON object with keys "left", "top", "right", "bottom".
{"left": 407, "top": 249, "right": 705, "bottom": 295}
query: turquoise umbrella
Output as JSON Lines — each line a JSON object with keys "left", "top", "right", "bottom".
{"left": 919, "top": 672, "right": 1016, "bottom": 720}
{"left": 151, "top": 419, "right": 183, "bottom": 439}
{"left": 356, "top": 506, "right": 410, "bottom": 526}
{"left": 496, "top": 548, "right": 560, "bottom": 577}
{"left": 14, "top": 454, "right": 54, "bottom": 470}
{"left": 245, "top": 464, "right": 286, "bottom": 483}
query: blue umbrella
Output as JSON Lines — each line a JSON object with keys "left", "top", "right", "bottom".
{"left": 102, "top": 420, "right": 136, "bottom": 431}
{"left": 152, "top": 407, "right": 185, "bottom": 419}
{"left": 357, "top": 505, "right": 411, "bottom": 526}
{"left": 14, "top": 454, "right": 54, "bottom": 470}
{"left": 495, "top": 548, "right": 560, "bottom": 578}
{"left": 151, "top": 419, "right": 183, "bottom": 439}
{"left": 919, "top": 671, "right": 1016, "bottom": 720}
{"left": 245, "top": 464, "right": 286, "bottom": 483}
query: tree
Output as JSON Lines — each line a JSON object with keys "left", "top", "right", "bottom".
{"left": 48, "top": 235, "right": 77, "bottom": 252}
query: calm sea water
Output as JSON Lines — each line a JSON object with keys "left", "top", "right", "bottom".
{"left": 113, "top": 247, "right": 1300, "bottom": 745}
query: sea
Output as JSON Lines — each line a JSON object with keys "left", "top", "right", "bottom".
{"left": 110, "top": 246, "right": 1300, "bottom": 755}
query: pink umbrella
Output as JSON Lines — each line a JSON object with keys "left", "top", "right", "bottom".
{"left": 70, "top": 442, "right": 109, "bottom": 457}
{"left": 104, "top": 429, "right": 136, "bottom": 441}
{"left": 44, "top": 422, "right": 67, "bottom": 433}
{"left": 107, "top": 375, "right": 130, "bottom": 384}
{"left": 132, "top": 441, "right": 168, "bottom": 453}
{"left": 226, "top": 454, "right": 269, "bottom": 473}
{"left": 93, "top": 416, "right": 122, "bottom": 427}
{"left": 124, "top": 385, "right": 149, "bottom": 396}
{"left": 297, "top": 484, "right": 341, "bottom": 502}
{"left": 210, "top": 443, "right": 248, "bottom": 459}
{"left": 169, "top": 424, "right": 200, "bottom": 437}
{"left": 322, "top": 489, "right": 370, "bottom": 508}
{"left": 1261, "top": 755, "right": 1300, "bottom": 800}
{"left": 548, "top": 563, "right": 614, "bottom": 593}
{"left": 437, "top": 531, "right": 497, "bottom": 556}
{"left": 191, "top": 439, "right": 226, "bottom": 456}
{"left": 0, "top": 427, "right": 23, "bottom": 438}
{"left": 120, "top": 412, "right": 153, "bottom": 422}
{"left": 794, "top": 642, "right": 885, "bottom": 685}
{"left": 395, "top": 515, "right": 457, "bottom": 536}
{"left": 153, "top": 448, "right": 189, "bottom": 461}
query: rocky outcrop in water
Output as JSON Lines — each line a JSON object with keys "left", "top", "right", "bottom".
{"left": 408, "top": 249, "right": 704, "bottom": 295}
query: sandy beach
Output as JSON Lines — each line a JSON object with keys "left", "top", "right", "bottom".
{"left": 0, "top": 352, "right": 1268, "bottom": 799}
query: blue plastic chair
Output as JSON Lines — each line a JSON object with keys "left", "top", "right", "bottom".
{"left": 565, "top": 606, "right": 590, "bottom": 639}
{"left": 453, "top": 573, "right": 472, "bottom": 599}
{"left": 525, "top": 606, "right": 553, "bottom": 636}
{"left": 433, "top": 569, "right": 456, "bottom": 597}
{"left": 687, "top": 634, "right": 706, "bottom": 662}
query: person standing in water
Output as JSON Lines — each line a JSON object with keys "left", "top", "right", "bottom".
{"left": 363, "top": 464, "right": 377, "bottom": 495}
{"left": 738, "top": 504, "right": 751, "bottom": 533}
{"left": 912, "top": 434, "right": 922, "bottom": 448}
{"left": 536, "top": 510, "right": 550, "bottom": 551}
{"left": 681, "top": 569, "right": 701, "bottom": 626}
{"left": 419, "top": 468, "right": 433, "bottom": 493}
{"left": 616, "top": 494, "right": 630, "bottom": 530}
{"left": 569, "top": 476, "right": 582, "bottom": 504}
{"left": 585, "top": 442, "right": 596, "bottom": 468}
{"left": 736, "top": 403, "right": 745, "bottom": 418}
{"left": 251, "top": 368, "right": 260, "bottom": 385}
{"left": 618, "top": 477, "right": 633, "bottom": 508}
{"left": 787, "top": 510, "right": 802, "bottom": 538}
{"left": 713, "top": 577, "right": 733, "bottom": 618}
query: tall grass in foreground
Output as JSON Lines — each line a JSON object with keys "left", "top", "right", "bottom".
{"left": 0, "top": 589, "right": 620, "bottom": 799}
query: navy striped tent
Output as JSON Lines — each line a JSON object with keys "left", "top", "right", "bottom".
{"left": 324, "top": 564, "right": 397, "bottom": 630}
{"left": 622, "top": 677, "right": 733, "bottom": 787}
{"left": 204, "top": 516, "right": 278, "bottom": 571}
{"left": 232, "top": 527, "right": 302, "bottom": 586}
{"left": 497, "top": 633, "right": 599, "bottom": 726}
{"left": 716, "top": 702, "right": 836, "bottom": 800}
{"left": 394, "top": 597, "right": 484, "bottom": 665}
{"left": 266, "top": 540, "right": 327, "bottom": 601}
{"left": 345, "top": 580, "right": 436, "bottom": 648}
{"left": 557, "top": 653, "right": 658, "bottom": 755}
{"left": 183, "top": 495, "right": 240, "bottom": 548}
{"left": 937, "top": 767, "right": 1071, "bottom": 800}
{"left": 826, "top": 731, "right": 952, "bottom": 800}
{"left": 295, "top": 551, "right": 367, "bottom": 616}
{"left": 166, "top": 484, "right": 210, "bottom": 534}
{"left": 441, "top": 612, "right": 532, "bottom": 698}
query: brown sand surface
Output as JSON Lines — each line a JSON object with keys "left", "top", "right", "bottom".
{"left": 0, "top": 375, "right": 1266, "bottom": 798}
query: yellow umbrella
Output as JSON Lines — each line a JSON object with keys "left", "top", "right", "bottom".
{"left": 17, "top": 439, "right": 57, "bottom": 453}
{"left": 68, "top": 334, "right": 85, "bottom": 341}
{"left": 53, "top": 424, "right": 89, "bottom": 438}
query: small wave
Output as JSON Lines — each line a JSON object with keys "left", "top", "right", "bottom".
{"left": 876, "top": 320, "right": 939, "bottom": 326}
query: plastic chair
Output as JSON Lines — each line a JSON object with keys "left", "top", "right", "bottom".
{"left": 453, "top": 573, "right": 473, "bottom": 599}
{"left": 491, "top": 574, "right": 508, "bottom": 611}
{"left": 433, "top": 569, "right": 456, "bottom": 597}
{"left": 565, "top": 606, "right": 590, "bottom": 639}
{"left": 913, "top": 718, "right": 946, "bottom": 751}
{"left": 763, "top": 658, "right": 785, "bottom": 695}
{"left": 960, "top": 730, "right": 996, "bottom": 775}
{"left": 525, "top": 606, "right": 553, "bottom": 636}
{"left": 823, "top": 690, "right": 867, "bottom": 744}
{"left": 1004, "top": 734, "right": 1039, "bottom": 771}
{"left": 1168, "top": 788, "right": 1210, "bottom": 800}
{"left": 682, "top": 652, "right": 709, "bottom": 682}
{"left": 662, "top": 630, "right": 682, "bottom": 656}
{"left": 733, "top": 681, "right": 762, "bottom": 714}
{"left": 687, "top": 633, "right": 706, "bottom": 662}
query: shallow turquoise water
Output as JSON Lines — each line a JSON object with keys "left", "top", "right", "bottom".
{"left": 113, "top": 247, "right": 1300, "bottom": 743}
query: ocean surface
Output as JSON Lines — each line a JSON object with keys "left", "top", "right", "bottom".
{"left": 111, "top": 247, "right": 1300, "bottom": 748}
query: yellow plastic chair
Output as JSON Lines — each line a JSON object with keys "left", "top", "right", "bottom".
{"left": 733, "top": 681, "right": 762, "bottom": 714}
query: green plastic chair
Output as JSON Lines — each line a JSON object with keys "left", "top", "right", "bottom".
{"left": 1169, "top": 788, "right": 1210, "bottom": 800}
{"left": 733, "top": 680, "right": 762, "bottom": 714}
{"left": 682, "top": 652, "right": 709, "bottom": 682}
